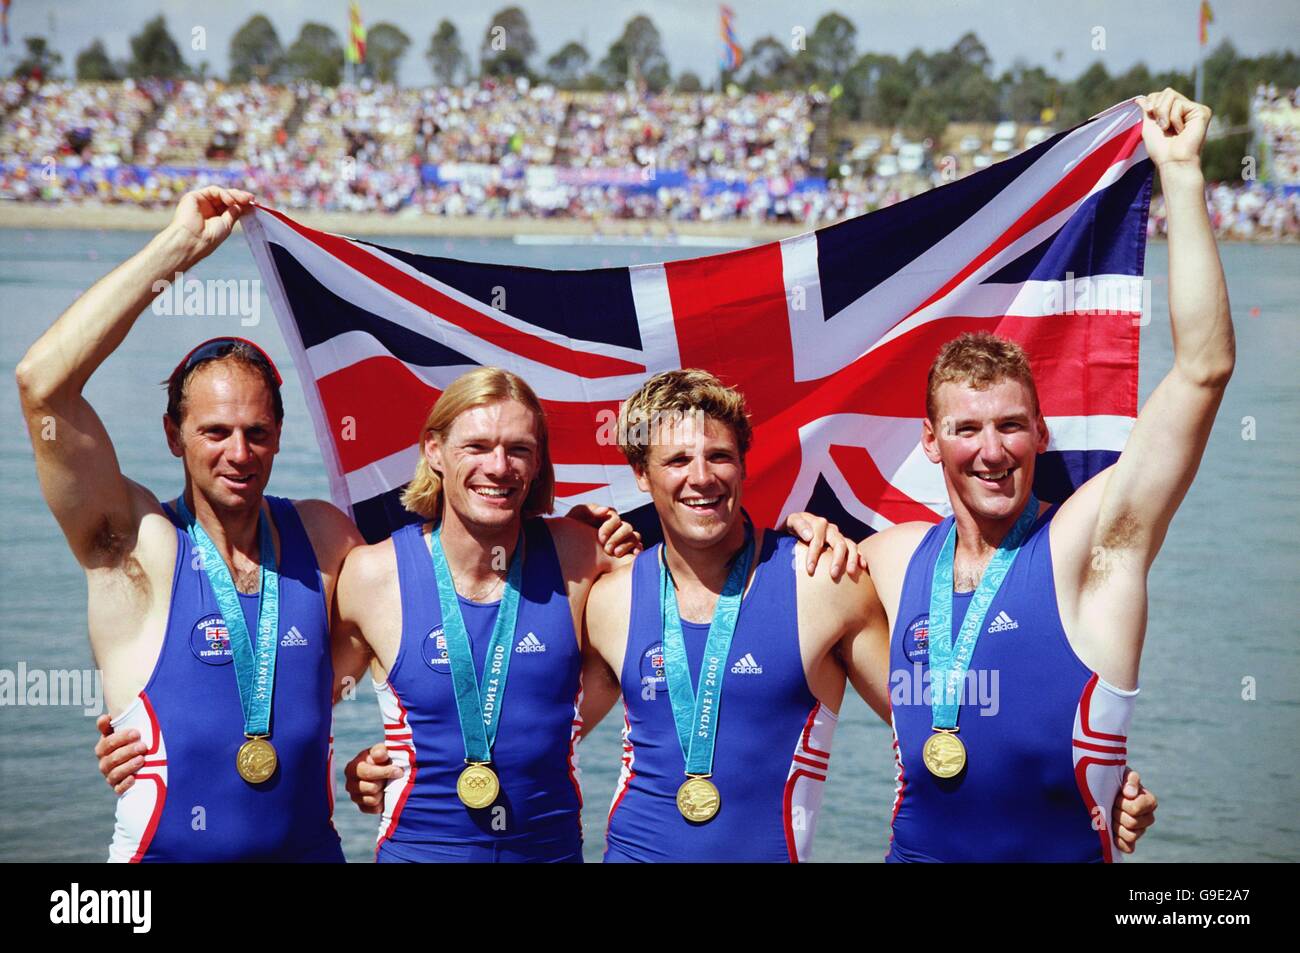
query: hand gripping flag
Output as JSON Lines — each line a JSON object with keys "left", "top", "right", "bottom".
{"left": 243, "top": 99, "right": 1152, "bottom": 544}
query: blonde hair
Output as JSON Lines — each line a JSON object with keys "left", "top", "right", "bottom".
{"left": 617, "top": 368, "right": 752, "bottom": 470}
{"left": 926, "top": 332, "right": 1041, "bottom": 422}
{"left": 400, "top": 367, "right": 555, "bottom": 520}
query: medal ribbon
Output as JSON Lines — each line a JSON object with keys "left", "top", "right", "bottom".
{"left": 928, "top": 495, "right": 1039, "bottom": 730}
{"left": 659, "top": 518, "right": 754, "bottom": 776}
{"left": 176, "top": 495, "right": 279, "bottom": 737}
{"left": 429, "top": 524, "right": 524, "bottom": 764}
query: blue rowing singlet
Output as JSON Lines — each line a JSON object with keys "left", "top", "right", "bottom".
{"left": 108, "top": 497, "right": 343, "bottom": 862}
{"left": 374, "top": 518, "right": 583, "bottom": 862}
{"left": 604, "top": 531, "right": 837, "bottom": 863}
{"left": 887, "top": 505, "right": 1138, "bottom": 862}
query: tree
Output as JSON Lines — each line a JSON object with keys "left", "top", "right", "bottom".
{"left": 676, "top": 71, "right": 702, "bottom": 93}
{"left": 1002, "top": 61, "right": 1056, "bottom": 124}
{"left": 480, "top": 6, "right": 537, "bottom": 78}
{"left": 12, "top": 36, "right": 63, "bottom": 81}
{"left": 808, "top": 12, "right": 857, "bottom": 84}
{"left": 75, "top": 39, "right": 119, "bottom": 82}
{"left": 853, "top": 53, "right": 914, "bottom": 126}
{"left": 287, "top": 22, "right": 344, "bottom": 86}
{"left": 544, "top": 41, "right": 589, "bottom": 88}
{"left": 599, "top": 15, "right": 670, "bottom": 91}
{"left": 1060, "top": 61, "right": 1113, "bottom": 124}
{"left": 366, "top": 23, "right": 410, "bottom": 84}
{"left": 127, "top": 15, "right": 188, "bottom": 79}
{"left": 744, "top": 35, "right": 797, "bottom": 91}
{"left": 900, "top": 85, "right": 950, "bottom": 143}
{"left": 229, "top": 14, "right": 284, "bottom": 83}
{"left": 427, "top": 20, "right": 468, "bottom": 86}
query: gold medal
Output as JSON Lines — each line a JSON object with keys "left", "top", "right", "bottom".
{"left": 676, "top": 776, "right": 721, "bottom": 822}
{"left": 922, "top": 730, "right": 966, "bottom": 778}
{"left": 457, "top": 762, "right": 500, "bottom": 809}
{"left": 236, "top": 736, "right": 278, "bottom": 784}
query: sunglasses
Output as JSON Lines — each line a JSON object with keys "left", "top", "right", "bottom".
{"left": 171, "top": 337, "right": 283, "bottom": 387}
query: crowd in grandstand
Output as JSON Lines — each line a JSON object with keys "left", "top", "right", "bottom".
{"left": 1, "top": 76, "right": 1296, "bottom": 238}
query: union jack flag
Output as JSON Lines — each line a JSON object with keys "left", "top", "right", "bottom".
{"left": 243, "top": 100, "right": 1152, "bottom": 545}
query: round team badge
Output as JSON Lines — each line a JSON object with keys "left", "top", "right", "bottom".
{"left": 639, "top": 642, "right": 667, "bottom": 698}
{"left": 421, "top": 626, "right": 451, "bottom": 674}
{"left": 190, "top": 614, "right": 234, "bottom": 665}
{"left": 902, "top": 615, "right": 931, "bottom": 665}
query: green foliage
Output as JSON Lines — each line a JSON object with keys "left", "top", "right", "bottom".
{"left": 229, "top": 15, "right": 285, "bottom": 83}
{"left": 1201, "top": 131, "right": 1251, "bottom": 184}
{"left": 544, "top": 41, "right": 590, "bottom": 88}
{"left": 480, "top": 6, "right": 537, "bottom": 79}
{"left": 75, "top": 40, "right": 119, "bottom": 82}
{"left": 676, "top": 71, "right": 703, "bottom": 93}
{"left": 286, "top": 22, "right": 344, "bottom": 87}
{"left": 599, "top": 15, "right": 671, "bottom": 91}
{"left": 12, "top": 35, "right": 63, "bottom": 81}
{"left": 127, "top": 15, "right": 188, "bottom": 80}
{"left": 367, "top": 23, "right": 412, "bottom": 84}
{"left": 427, "top": 20, "right": 468, "bottom": 86}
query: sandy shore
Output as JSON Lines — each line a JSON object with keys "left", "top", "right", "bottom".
{"left": 3, "top": 202, "right": 1282, "bottom": 244}
{"left": 0, "top": 201, "right": 805, "bottom": 241}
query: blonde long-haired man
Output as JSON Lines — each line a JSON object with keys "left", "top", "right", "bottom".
{"left": 327, "top": 367, "right": 850, "bottom": 861}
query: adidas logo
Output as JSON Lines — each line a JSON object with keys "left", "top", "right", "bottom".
{"left": 280, "top": 625, "right": 309, "bottom": 647}
{"left": 730, "top": 653, "right": 763, "bottom": 674}
{"left": 988, "top": 611, "right": 1019, "bottom": 633}
{"left": 515, "top": 633, "right": 547, "bottom": 654}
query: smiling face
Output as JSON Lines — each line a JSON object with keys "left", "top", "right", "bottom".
{"left": 634, "top": 412, "right": 746, "bottom": 552}
{"left": 164, "top": 361, "right": 281, "bottom": 514}
{"left": 426, "top": 399, "right": 541, "bottom": 533}
{"left": 922, "top": 377, "right": 1049, "bottom": 524}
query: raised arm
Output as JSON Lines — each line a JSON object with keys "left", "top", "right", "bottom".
{"left": 1089, "top": 91, "right": 1233, "bottom": 565}
{"left": 15, "top": 187, "right": 254, "bottom": 567}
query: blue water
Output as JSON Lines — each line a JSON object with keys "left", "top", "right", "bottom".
{"left": 0, "top": 228, "right": 1295, "bottom": 862}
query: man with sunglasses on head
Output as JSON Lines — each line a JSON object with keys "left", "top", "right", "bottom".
{"left": 17, "top": 186, "right": 363, "bottom": 861}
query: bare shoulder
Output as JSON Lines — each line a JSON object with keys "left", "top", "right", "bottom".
{"left": 543, "top": 515, "right": 635, "bottom": 578}
{"left": 585, "top": 557, "right": 634, "bottom": 644}
{"left": 293, "top": 498, "right": 364, "bottom": 545}
{"left": 859, "top": 521, "right": 932, "bottom": 572}
{"left": 793, "top": 537, "right": 877, "bottom": 624}
{"left": 340, "top": 533, "right": 398, "bottom": 587}
{"left": 542, "top": 515, "right": 599, "bottom": 560}
{"left": 588, "top": 557, "right": 634, "bottom": 608}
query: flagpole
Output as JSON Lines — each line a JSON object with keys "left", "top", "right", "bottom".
{"left": 1194, "top": 40, "right": 1203, "bottom": 105}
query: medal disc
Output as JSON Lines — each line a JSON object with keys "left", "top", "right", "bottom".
{"left": 237, "top": 737, "right": 278, "bottom": 784}
{"left": 676, "top": 776, "right": 721, "bottom": 822}
{"left": 922, "top": 731, "right": 966, "bottom": 778}
{"left": 457, "top": 763, "right": 500, "bottom": 809}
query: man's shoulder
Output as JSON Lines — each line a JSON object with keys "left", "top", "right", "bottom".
{"left": 859, "top": 521, "right": 933, "bottom": 570}
{"left": 590, "top": 553, "right": 636, "bottom": 592}
{"left": 289, "top": 498, "right": 359, "bottom": 535}
{"left": 288, "top": 498, "right": 364, "bottom": 572}
{"left": 338, "top": 531, "right": 400, "bottom": 591}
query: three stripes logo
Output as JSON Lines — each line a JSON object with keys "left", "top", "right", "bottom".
{"left": 730, "top": 653, "right": 763, "bottom": 674}
{"left": 987, "top": 611, "right": 1020, "bottom": 633}
{"left": 515, "top": 633, "right": 547, "bottom": 654}
{"left": 280, "top": 625, "right": 309, "bottom": 647}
